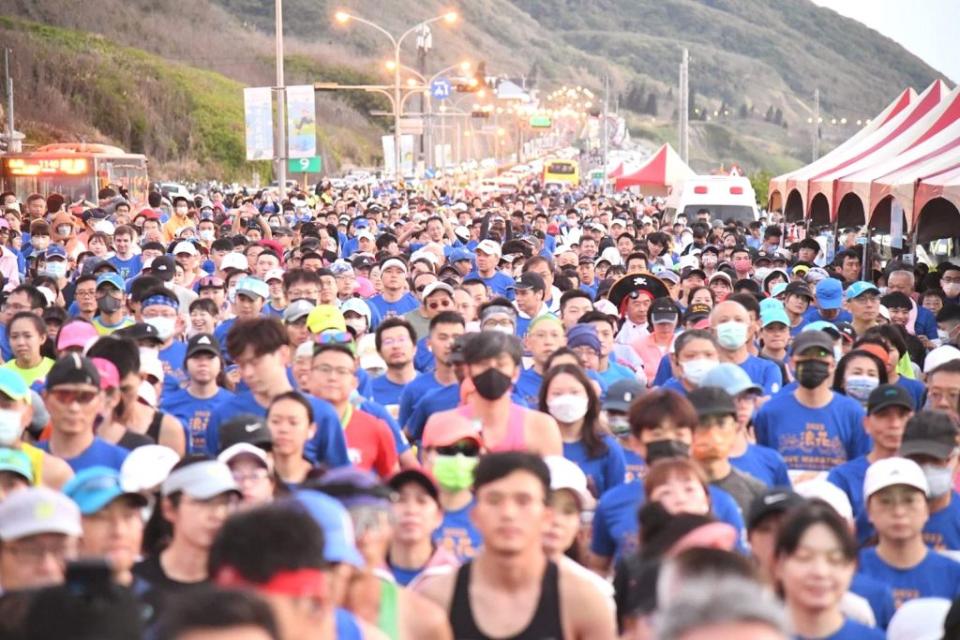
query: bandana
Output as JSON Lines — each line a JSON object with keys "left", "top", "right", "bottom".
{"left": 142, "top": 295, "right": 179, "bottom": 311}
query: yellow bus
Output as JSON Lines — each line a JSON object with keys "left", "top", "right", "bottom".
{"left": 543, "top": 159, "right": 580, "bottom": 187}
{"left": 1, "top": 143, "right": 149, "bottom": 204}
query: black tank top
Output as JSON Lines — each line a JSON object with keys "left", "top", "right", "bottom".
{"left": 146, "top": 410, "right": 164, "bottom": 443}
{"left": 449, "top": 560, "right": 563, "bottom": 640}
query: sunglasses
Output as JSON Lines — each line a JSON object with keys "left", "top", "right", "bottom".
{"left": 49, "top": 389, "right": 98, "bottom": 405}
{"left": 427, "top": 299, "right": 452, "bottom": 311}
{"left": 199, "top": 277, "right": 225, "bottom": 288}
{"left": 315, "top": 330, "right": 353, "bottom": 345}
{"left": 435, "top": 442, "right": 481, "bottom": 457}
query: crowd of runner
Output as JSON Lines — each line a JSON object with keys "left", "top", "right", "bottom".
{"left": 0, "top": 173, "right": 960, "bottom": 639}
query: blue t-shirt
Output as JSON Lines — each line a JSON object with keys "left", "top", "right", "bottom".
{"left": 622, "top": 448, "right": 646, "bottom": 483}
{"left": 108, "top": 254, "right": 143, "bottom": 280}
{"left": 407, "top": 384, "right": 460, "bottom": 443}
{"left": 205, "top": 390, "right": 349, "bottom": 468}
{"left": 334, "top": 608, "right": 363, "bottom": 640}
{"left": 0, "top": 325, "right": 11, "bottom": 361}
{"left": 849, "top": 573, "right": 896, "bottom": 630}
{"left": 796, "top": 618, "right": 884, "bottom": 640}
{"left": 660, "top": 377, "right": 689, "bottom": 396}
{"left": 413, "top": 336, "right": 435, "bottom": 373}
{"left": 38, "top": 437, "right": 129, "bottom": 472}
{"left": 514, "top": 368, "right": 543, "bottom": 409}
{"left": 895, "top": 376, "right": 925, "bottom": 410}
{"left": 596, "top": 360, "right": 636, "bottom": 389}
{"left": 915, "top": 306, "right": 939, "bottom": 341}
{"left": 160, "top": 387, "right": 235, "bottom": 454}
{"left": 367, "top": 293, "right": 419, "bottom": 326}
{"left": 590, "top": 479, "right": 744, "bottom": 560}
{"left": 923, "top": 493, "right": 960, "bottom": 552}
{"left": 754, "top": 391, "right": 870, "bottom": 471}
{"left": 736, "top": 354, "right": 783, "bottom": 395}
{"left": 433, "top": 501, "right": 483, "bottom": 562}
{"left": 653, "top": 355, "right": 673, "bottom": 386}
{"left": 466, "top": 270, "right": 516, "bottom": 299}
{"left": 370, "top": 374, "right": 408, "bottom": 411}
{"left": 213, "top": 317, "right": 236, "bottom": 350}
{"left": 397, "top": 372, "right": 445, "bottom": 430}
{"left": 803, "top": 307, "right": 854, "bottom": 325}
{"left": 857, "top": 547, "right": 960, "bottom": 608}
{"left": 730, "top": 443, "right": 792, "bottom": 487}
{"left": 158, "top": 341, "right": 188, "bottom": 394}
{"left": 563, "top": 435, "right": 626, "bottom": 498}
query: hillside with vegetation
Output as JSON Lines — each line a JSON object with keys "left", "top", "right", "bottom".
{"left": 0, "top": 0, "right": 945, "bottom": 178}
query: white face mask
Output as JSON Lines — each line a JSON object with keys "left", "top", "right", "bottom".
{"left": 199, "top": 229, "right": 215, "bottom": 242}
{"left": 43, "top": 261, "right": 67, "bottom": 279}
{"left": 944, "top": 283, "right": 960, "bottom": 298}
{"left": 547, "top": 394, "right": 589, "bottom": 423}
{"left": 145, "top": 317, "right": 176, "bottom": 341}
{"left": 715, "top": 321, "right": 748, "bottom": 350}
{"left": 345, "top": 318, "right": 367, "bottom": 336}
{"left": 0, "top": 408, "right": 23, "bottom": 446}
{"left": 923, "top": 464, "right": 954, "bottom": 498}
{"left": 681, "top": 359, "right": 718, "bottom": 386}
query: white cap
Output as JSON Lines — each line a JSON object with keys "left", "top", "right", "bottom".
{"left": 863, "top": 457, "right": 929, "bottom": 500}
{"left": 265, "top": 268, "right": 285, "bottom": 283}
{"left": 924, "top": 345, "right": 960, "bottom": 373}
{"left": 220, "top": 252, "right": 249, "bottom": 272}
{"left": 381, "top": 258, "right": 407, "bottom": 274}
{"left": 139, "top": 349, "right": 165, "bottom": 382}
{"left": 357, "top": 230, "right": 375, "bottom": 243}
{"left": 174, "top": 241, "right": 199, "bottom": 256}
{"left": 422, "top": 281, "right": 455, "bottom": 300}
{"left": 544, "top": 455, "right": 595, "bottom": 509}
{"left": 341, "top": 297, "right": 372, "bottom": 322}
{"left": 138, "top": 379, "right": 157, "bottom": 408}
{"left": 887, "top": 597, "right": 952, "bottom": 640}
{"left": 594, "top": 299, "right": 616, "bottom": 316}
{"left": 599, "top": 246, "right": 622, "bottom": 267}
{"left": 120, "top": 445, "right": 180, "bottom": 493}
{"left": 793, "top": 479, "right": 853, "bottom": 522}
{"left": 475, "top": 239, "right": 502, "bottom": 257}
{"left": 294, "top": 340, "right": 315, "bottom": 360}
{"left": 0, "top": 486, "right": 82, "bottom": 540}
{"left": 93, "top": 220, "right": 115, "bottom": 235}
{"left": 162, "top": 459, "right": 239, "bottom": 499}
{"left": 360, "top": 352, "right": 387, "bottom": 373}
{"left": 410, "top": 249, "right": 440, "bottom": 266}
{"left": 218, "top": 442, "right": 269, "bottom": 468}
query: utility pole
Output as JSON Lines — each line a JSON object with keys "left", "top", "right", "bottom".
{"left": 678, "top": 48, "right": 689, "bottom": 163}
{"left": 601, "top": 73, "right": 609, "bottom": 194}
{"left": 274, "top": 0, "right": 287, "bottom": 198}
{"left": 4, "top": 48, "right": 18, "bottom": 152}
{"left": 416, "top": 24, "right": 430, "bottom": 167}
{"left": 812, "top": 87, "right": 820, "bottom": 162}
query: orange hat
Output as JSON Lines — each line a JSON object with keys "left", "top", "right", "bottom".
{"left": 855, "top": 343, "right": 889, "bottom": 367}
{"left": 422, "top": 412, "right": 482, "bottom": 449}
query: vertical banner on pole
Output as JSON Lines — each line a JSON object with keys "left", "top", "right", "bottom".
{"left": 382, "top": 136, "right": 396, "bottom": 177}
{"left": 890, "top": 200, "right": 904, "bottom": 250}
{"left": 400, "top": 135, "right": 415, "bottom": 176}
{"left": 285, "top": 85, "right": 317, "bottom": 159}
{"left": 244, "top": 87, "right": 274, "bottom": 161}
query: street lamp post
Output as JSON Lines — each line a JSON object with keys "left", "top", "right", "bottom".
{"left": 335, "top": 10, "right": 457, "bottom": 181}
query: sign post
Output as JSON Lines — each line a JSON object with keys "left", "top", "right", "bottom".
{"left": 286, "top": 157, "right": 322, "bottom": 190}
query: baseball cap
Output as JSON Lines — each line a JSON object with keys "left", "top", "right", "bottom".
{"left": 684, "top": 302, "right": 712, "bottom": 326}
{"left": 292, "top": 490, "right": 364, "bottom": 567}
{"left": 329, "top": 259, "right": 355, "bottom": 276}
{"left": 863, "top": 457, "right": 929, "bottom": 499}
{"left": 746, "top": 487, "right": 804, "bottom": 530}
{"left": 220, "top": 252, "right": 250, "bottom": 272}
{"left": 356, "top": 230, "right": 375, "bottom": 243}
{"left": 186, "top": 333, "right": 220, "bottom": 359}
{"left": 449, "top": 248, "right": 474, "bottom": 263}
{"left": 235, "top": 276, "right": 269, "bottom": 300}
{"left": 264, "top": 268, "right": 285, "bottom": 283}
{"left": 115, "top": 322, "right": 162, "bottom": 344}
{"left": 0, "top": 448, "right": 33, "bottom": 483}
{"left": 793, "top": 479, "right": 854, "bottom": 522}
{"left": 388, "top": 468, "right": 439, "bottom": 504}
{"left": 422, "top": 281, "right": 455, "bottom": 299}
{"left": 887, "top": 597, "right": 953, "bottom": 640}
{"left": 119, "top": 444, "right": 180, "bottom": 493}
{"left": 0, "top": 367, "right": 30, "bottom": 402}
{"left": 815, "top": 278, "right": 843, "bottom": 310}
{"left": 149, "top": 255, "right": 177, "bottom": 282}
{"left": 475, "top": 239, "right": 502, "bottom": 257}
{"left": 340, "top": 298, "right": 372, "bottom": 323}
{"left": 688, "top": 386, "right": 737, "bottom": 419}
{"left": 845, "top": 280, "right": 880, "bottom": 301}
{"left": 513, "top": 272, "right": 546, "bottom": 292}
{"left": 0, "top": 487, "right": 82, "bottom": 540}
{"left": 700, "top": 363, "right": 762, "bottom": 397}
{"left": 566, "top": 323, "right": 601, "bottom": 353}
{"left": 834, "top": 321, "right": 857, "bottom": 344}
{"left": 803, "top": 320, "right": 841, "bottom": 340}
{"left": 760, "top": 305, "right": 790, "bottom": 328}
{"left": 770, "top": 282, "right": 788, "bottom": 298}
{"left": 218, "top": 414, "right": 273, "bottom": 452}
{"left": 545, "top": 455, "right": 595, "bottom": 509}
{"left": 46, "top": 353, "right": 101, "bottom": 389}
{"left": 422, "top": 412, "right": 482, "bottom": 448}
{"left": 162, "top": 460, "right": 240, "bottom": 499}
{"left": 218, "top": 442, "right": 270, "bottom": 468}
{"left": 173, "top": 241, "right": 199, "bottom": 256}
{"left": 313, "top": 466, "right": 394, "bottom": 509}
{"left": 95, "top": 272, "right": 124, "bottom": 292}
{"left": 603, "top": 378, "right": 644, "bottom": 413}
{"left": 56, "top": 320, "right": 100, "bottom": 352}
{"left": 709, "top": 272, "right": 732, "bottom": 285}
{"left": 790, "top": 330, "right": 835, "bottom": 356}
{"left": 899, "top": 411, "right": 960, "bottom": 460}
{"left": 649, "top": 298, "right": 679, "bottom": 324}
{"left": 783, "top": 281, "right": 814, "bottom": 300}
{"left": 90, "top": 357, "right": 120, "bottom": 390}
{"left": 867, "top": 384, "right": 913, "bottom": 415}
{"left": 63, "top": 466, "right": 149, "bottom": 515}
{"left": 306, "top": 304, "right": 346, "bottom": 334}
{"left": 657, "top": 270, "right": 680, "bottom": 285}
{"left": 43, "top": 245, "right": 67, "bottom": 260}
{"left": 924, "top": 345, "right": 960, "bottom": 374}
{"left": 283, "top": 299, "right": 314, "bottom": 324}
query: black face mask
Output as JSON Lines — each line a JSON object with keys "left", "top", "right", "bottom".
{"left": 97, "top": 296, "right": 122, "bottom": 315}
{"left": 796, "top": 360, "right": 831, "bottom": 389}
{"left": 472, "top": 368, "right": 513, "bottom": 401}
{"left": 645, "top": 439, "right": 690, "bottom": 465}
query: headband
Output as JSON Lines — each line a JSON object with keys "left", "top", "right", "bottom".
{"left": 480, "top": 304, "right": 517, "bottom": 321}
{"left": 216, "top": 566, "right": 327, "bottom": 599}
{"left": 142, "top": 295, "right": 179, "bottom": 311}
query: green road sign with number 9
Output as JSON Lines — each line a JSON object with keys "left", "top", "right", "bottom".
{"left": 287, "top": 157, "right": 322, "bottom": 173}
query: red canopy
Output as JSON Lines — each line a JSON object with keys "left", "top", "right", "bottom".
{"left": 614, "top": 144, "right": 694, "bottom": 196}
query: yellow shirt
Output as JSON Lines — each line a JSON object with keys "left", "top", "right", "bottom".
{"left": 20, "top": 442, "right": 44, "bottom": 486}
{"left": 2, "top": 357, "right": 54, "bottom": 387}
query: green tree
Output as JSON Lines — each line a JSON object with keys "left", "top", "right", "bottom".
{"left": 750, "top": 170, "right": 773, "bottom": 209}
{"left": 644, "top": 92, "right": 658, "bottom": 116}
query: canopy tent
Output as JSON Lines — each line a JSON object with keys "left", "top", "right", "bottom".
{"left": 807, "top": 82, "right": 959, "bottom": 226}
{"left": 915, "top": 164, "right": 960, "bottom": 242}
{"left": 613, "top": 144, "right": 694, "bottom": 196}
{"left": 607, "top": 162, "right": 625, "bottom": 179}
{"left": 768, "top": 87, "right": 915, "bottom": 219}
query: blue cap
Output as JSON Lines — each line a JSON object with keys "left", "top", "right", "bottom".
{"left": 0, "top": 448, "right": 33, "bottom": 483}
{"left": 815, "top": 278, "right": 844, "bottom": 310}
{"left": 0, "top": 367, "right": 31, "bottom": 402}
{"left": 761, "top": 306, "right": 790, "bottom": 328}
{"left": 803, "top": 320, "right": 842, "bottom": 339}
{"left": 95, "top": 272, "right": 125, "bottom": 292}
{"left": 845, "top": 280, "right": 880, "bottom": 301}
{"left": 44, "top": 245, "right": 67, "bottom": 261}
{"left": 701, "top": 363, "right": 762, "bottom": 397}
{"left": 450, "top": 248, "right": 474, "bottom": 263}
{"left": 292, "top": 490, "right": 364, "bottom": 568}
{"left": 566, "top": 324, "right": 601, "bottom": 354}
{"left": 770, "top": 282, "right": 788, "bottom": 298}
{"left": 759, "top": 298, "right": 784, "bottom": 315}
{"left": 353, "top": 219, "right": 369, "bottom": 229}
{"left": 63, "top": 466, "right": 148, "bottom": 515}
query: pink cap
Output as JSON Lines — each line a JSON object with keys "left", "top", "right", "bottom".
{"left": 57, "top": 321, "right": 99, "bottom": 353}
{"left": 90, "top": 357, "right": 119, "bottom": 390}
{"left": 354, "top": 276, "right": 375, "bottom": 298}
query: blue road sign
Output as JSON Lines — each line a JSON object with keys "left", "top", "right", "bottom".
{"left": 430, "top": 77, "right": 452, "bottom": 101}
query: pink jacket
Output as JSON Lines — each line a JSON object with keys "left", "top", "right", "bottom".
{"left": 632, "top": 333, "right": 671, "bottom": 386}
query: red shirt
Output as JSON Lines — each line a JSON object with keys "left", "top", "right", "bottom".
{"left": 344, "top": 409, "right": 398, "bottom": 478}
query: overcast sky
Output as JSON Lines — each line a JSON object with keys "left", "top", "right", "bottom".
{"left": 811, "top": 0, "right": 959, "bottom": 83}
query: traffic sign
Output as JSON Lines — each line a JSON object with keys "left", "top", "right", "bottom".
{"left": 287, "top": 157, "right": 322, "bottom": 173}
{"left": 430, "top": 77, "right": 452, "bottom": 101}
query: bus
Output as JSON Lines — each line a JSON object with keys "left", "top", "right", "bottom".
{"left": 1, "top": 143, "right": 149, "bottom": 205}
{"left": 543, "top": 159, "right": 580, "bottom": 187}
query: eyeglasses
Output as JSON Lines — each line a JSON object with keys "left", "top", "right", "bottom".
{"left": 427, "top": 299, "right": 452, "bottom": 311}
{"left": 435, "top": 442, "right": 481, "bottom": 457}
{"left": 75, "top": 290, "right": 96, "bottom": 299}
{"left": 232, "top": 468, "right": 271, "bottom": 484}
{"left": 5, "top": 541, "right": 72, "bottom": 564}
{"left": 49, "top": 389, "right": 98, "bottom": 404}
{"left": 873, "top": 489, "right": 925, "bottom": 510}
{"left": 312, "top": 364, "right": 354, "bottom": 377}
{"left": 380, "top": 337, "right": 410, "bottom": 347}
